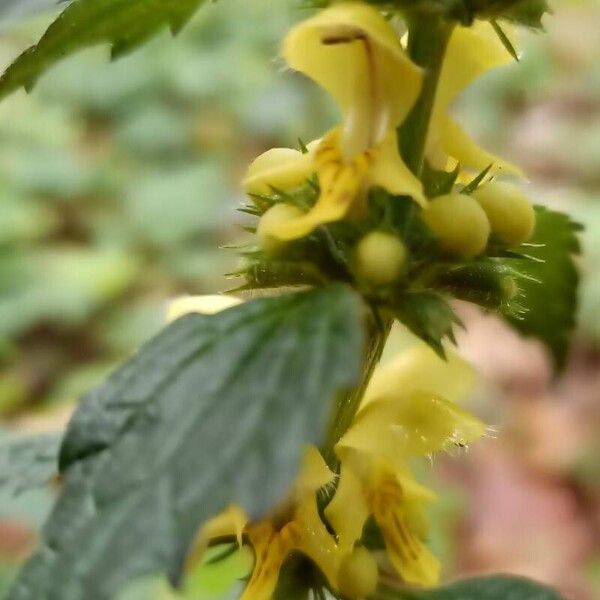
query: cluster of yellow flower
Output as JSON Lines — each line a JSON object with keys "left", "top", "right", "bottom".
{"left": 168, "top": 295, "right": 485, "bottom": 598}
{"left": 245, "top": 2, "right": 536, "bottom": 290}
{"left": 170, "top": 2, "right": 542, "bottom": 597}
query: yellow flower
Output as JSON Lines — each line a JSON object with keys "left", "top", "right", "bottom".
{"left": 326, "top": 344, "right": 486, "bottom": 587}
{"left": 244, "top": 2, "right": 426, "bottom": 241}
{"left": 427, "top": 21, "right": 523, "bottom": 177}
{"left": 189, "top": 447, "right": 341, "bottom": 600}
{"left": 183, "top": 314, "right": 486, "bottom": 595}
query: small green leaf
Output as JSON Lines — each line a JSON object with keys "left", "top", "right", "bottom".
{"left": 8, "top": 285, "right": 364, "bottom": 600}
{"left": 460, "top": 164, "right": 493, "bottom": 195}
{"left": 504, "top": 206, "right": 581, "bottom": 372}
{"left": 421, "top": 162, "right": 459, "bottom": 198}
{"left": 392, "top": 292, "right": 462, "bottom": 358}
{"left": 0, "top": 434, "right": 61, "bottom": 496}
{"left": 374, "top": 574, "right": 564, "bottom": 600}
{"left": 491, "top": 20, "right": 519, "bottom": 62}
{"left": 0, "top": 0, "right": 210, "bottom": 100}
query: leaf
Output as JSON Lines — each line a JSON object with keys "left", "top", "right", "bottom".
{"left": 0, "top": 434, "right": 61, "bottom": 495}
{"left": 392, "top": 292, "right": 462, "bottom": 358}
{"left": 460, "top": 164, "right": 493, "bottom": 195}
{"left": 0, "top": 0, "right": 209, "bottom": 100}
{"left": 374, "top": 574, "right": 564, "bottom": 600}
{"left": 421, "top": 162, "right": 459, "bottom": 199}
{"left": 8, "top": 285, "right": 365, "bottom": 600}
{"left": 491, "top": 20, "right": 519, "bottom": 62}
{"left": 504, "top": 206, "right": 581, "bottom": 372}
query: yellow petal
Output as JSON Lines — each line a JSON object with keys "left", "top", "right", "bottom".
{"left": 295, "top": 446, "right": 334, "bottom": 496}
{"left": 185, "top": 505, "right": 248, "bottom": 571}
{"left": 283, "top": 2, "right": 422, "bottom": 128}
{"left": 324, "top": 456, "right": 369, "bottom": 552}
{"left": 440, "top": 117, "right": 524, "bottom": 177}
{"left": 243, "top": 146, "right": 315, "bottom": 195}
{"left": 294, "top": 496, "right": 341, "bottom": 588}
{"left": 241, "top": 523, "right": 291, "bottom": 600}
{"left": 166, "top": 295, "right": 243, "bottom": 322}
{"left": 369, "top": 133, "right": 426, "bottom": 207}
{"left": 434, "top": 20, "right": 515, "bottom": 117}
{"left": 369, "top": 473, "right": 440, "bottom": 586}
{"left": 338, "top": 401, "right": 403, "bottom": 467}
{"left": 266, "top": 130, "right": 371, "bottom": 240}
{"left": 363, "top": 345, "right": 476, "bottom": 406}
{"left": 427, "top": 21, "right": 516, "bottom": 171}
{"left": 341, "top": 392, "right": 486, "bottom": 460}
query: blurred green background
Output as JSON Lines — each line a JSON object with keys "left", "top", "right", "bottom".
{"left": 0, "top": 0, "right": 598, "bottom": 598}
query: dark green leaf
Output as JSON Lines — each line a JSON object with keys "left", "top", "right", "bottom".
{"left": 460, "top": 164, "right": 493, "bottom": 195}
{"left": 392, "top": 292, "right": 462, "bottom": 358}
{"left": 491, "top": 20, "right": 519, "bottom": 62}
{"left": 374, "top": 574, "right": 564, "bottom": 600}
{"left": 0, "top": 0, "right": 209, "bottom": 100}
{"left": 503, "top": 206, "right": 580, "bottom": 372}
{"left": 0, "top": 434, "right": 61, "bottom": 495}
{"left": 9, "top": 285, "right": 364, "bottom": 600}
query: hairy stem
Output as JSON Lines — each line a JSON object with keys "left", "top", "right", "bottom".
{"left": 323, "top": 313, "right": 391, "bottom": 469}
{"left": 321, "top": 15, "right": 454, "bottom": 469}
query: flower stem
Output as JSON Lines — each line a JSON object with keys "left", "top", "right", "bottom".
{"left": 400, "top": 13, "right": 454, "bottom": 177}
{"left": 321, "top": 14, "right": 455, "bottom": 470}
{"left": 322, "top": 311, "right": 391, "bottom": 470}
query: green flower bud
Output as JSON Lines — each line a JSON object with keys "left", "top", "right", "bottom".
{"left": 434, "top": 261, "right": 521, "bottom": 311}
{"left": 338, "top": 547, "right": 379, "bottom": 599}
{"left": 256, "top": 204, "right": 305, "bottom": 254}
{"left": 473, "top": 181, "right": 535, "bottom": 246}
{"left": 422, "top": 193, "right": 490, "bottom": 258}
{"left": 355, "top": 231, "right": 407, "bottom": 285}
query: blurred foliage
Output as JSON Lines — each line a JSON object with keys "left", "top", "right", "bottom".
{"left": 454, "top": 0, "right": 600, "bottom": 348}
{"left": 0, "top": 0, "right": 334, "bottom": 417}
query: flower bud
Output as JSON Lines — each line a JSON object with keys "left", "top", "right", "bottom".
{"left": 473, "top": 182, "right": 535, "bottom": 246}
{"left": 422, "top": 193, "right": 490, "bottom": 258}
{"left": 355, "top": 231, "right": 407, "bottom": 286}
{"left": 256, "top": 204, "right": 305, "bottom": 254}
{"left": 338, "top": 547, "right": 379, "bottom": 599}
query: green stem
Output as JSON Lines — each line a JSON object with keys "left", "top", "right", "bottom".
{"left": 322, "top": 313, "right": 391, "bottom": 470}
{"left": 400, "top": 14, "right": 454, "bottom": 177}
{"left": 321, "top": 14, "right": 455, "bottom": 470}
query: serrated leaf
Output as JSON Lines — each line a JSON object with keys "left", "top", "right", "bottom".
{"left": 0, "top": 434, "right": 61, "bottom": 495}
{"left": 374, "top": 574, "right": 564, "bottom": 600}
{"left": 8, "top": 285, "right": 364, "bottom": 600}
{"left": 0, "top": 0, "right": 209, "bottom": 100}
{"left": 504, "top": 206, "right": 581, "bottom": 372}
{"left": 392, "top": 292, "right": 462, "bottom": 358}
